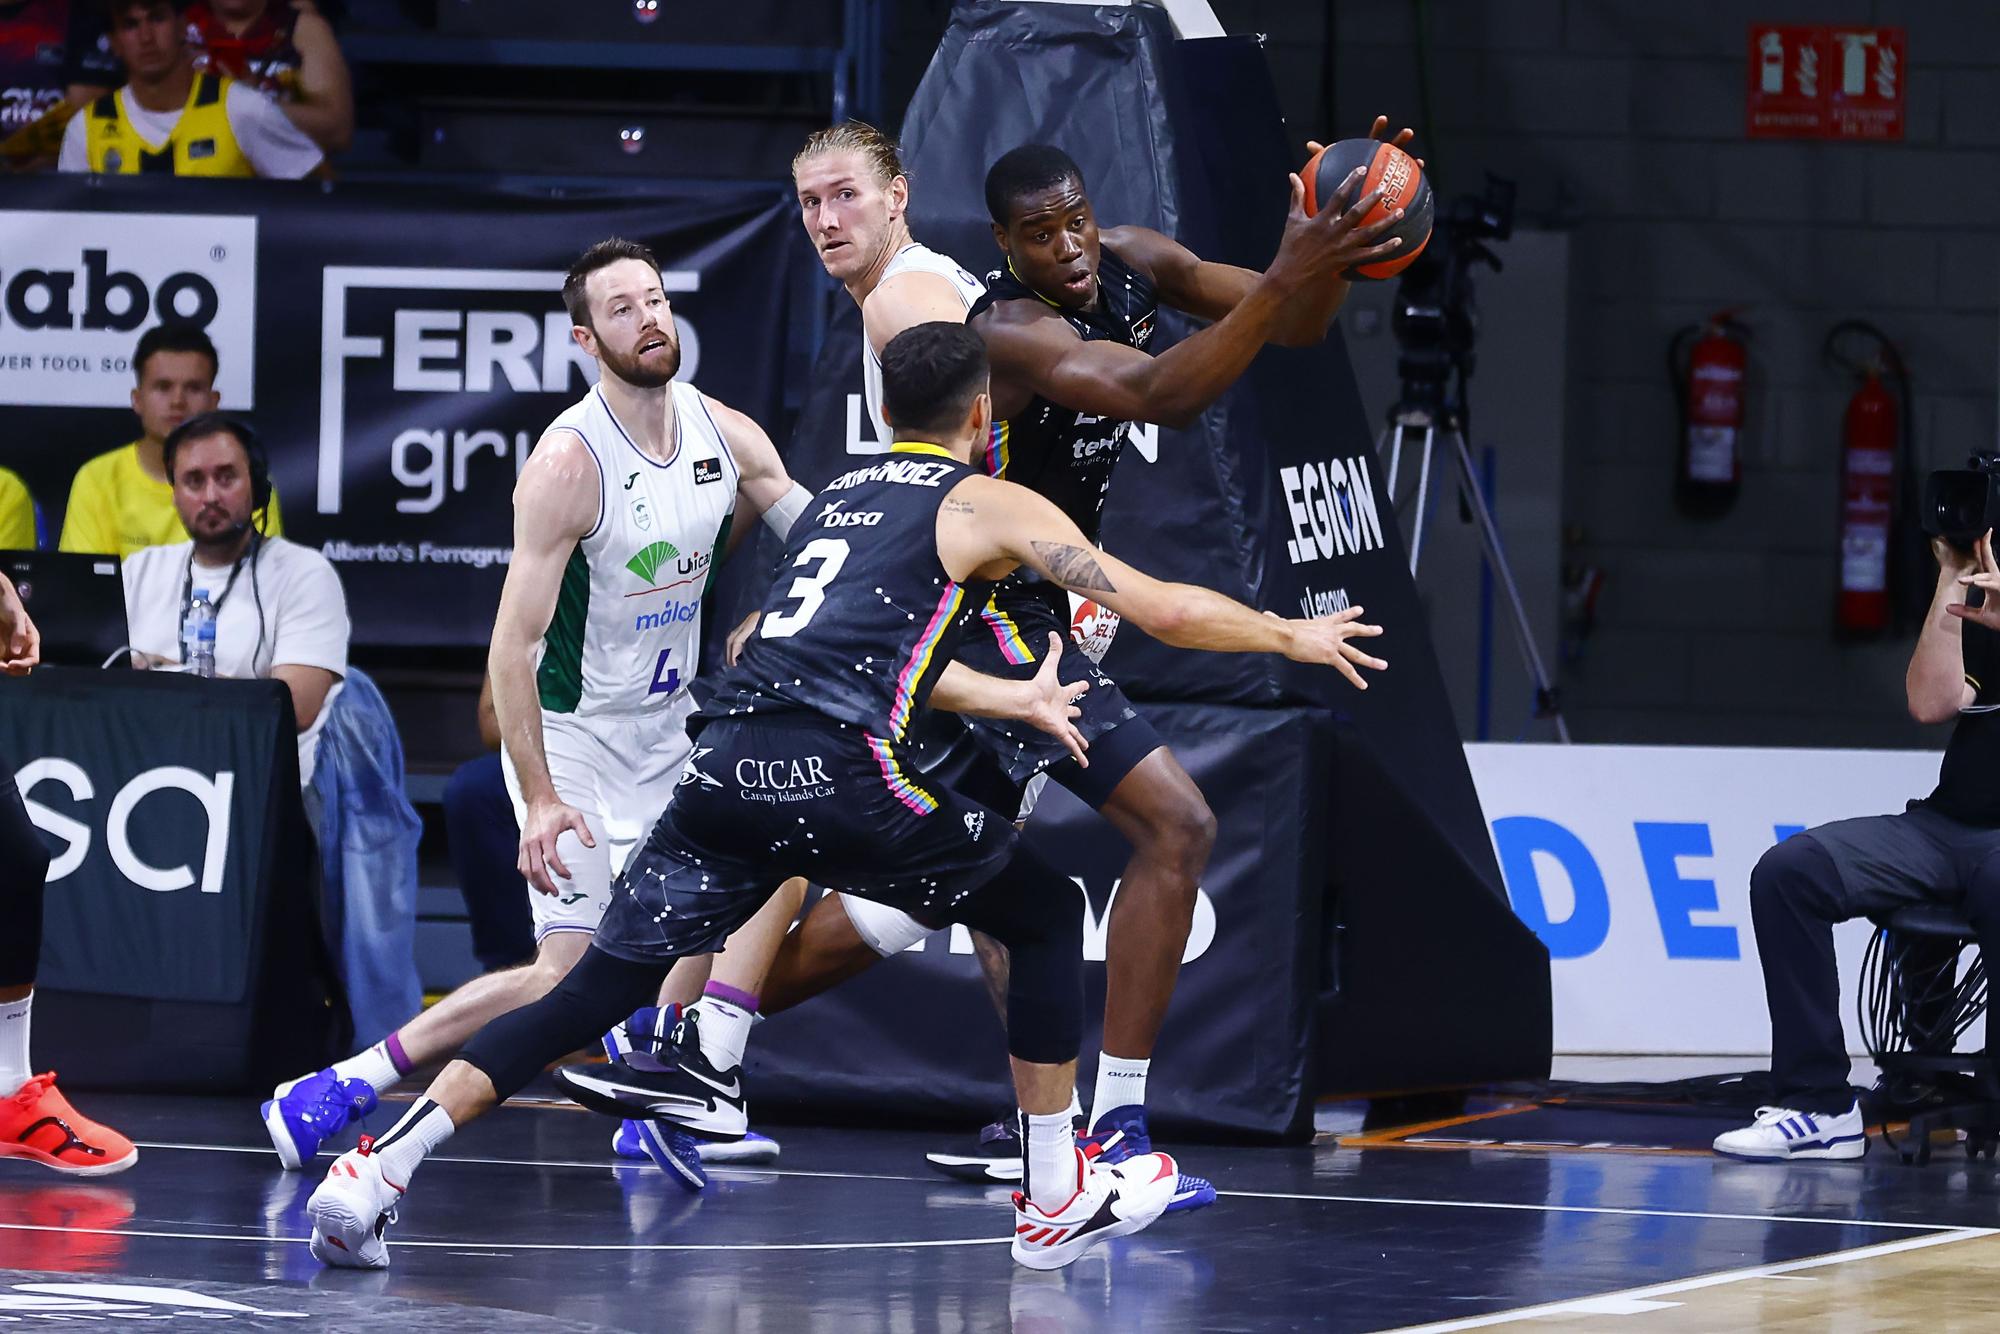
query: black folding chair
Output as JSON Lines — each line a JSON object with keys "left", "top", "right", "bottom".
{"left": 1859, "top": 904, "right": 2000, "bottom": 1165}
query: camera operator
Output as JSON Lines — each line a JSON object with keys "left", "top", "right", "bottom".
{"left": 1714, "top": 528, "right": 2000, "bottom": 1161}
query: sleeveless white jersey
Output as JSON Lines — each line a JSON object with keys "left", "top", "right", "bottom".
{"left": 862, "top": 242, "right": 986, "bottom": 445}
{"left": 535, "top": 380, "right": 739, "bottom": 719}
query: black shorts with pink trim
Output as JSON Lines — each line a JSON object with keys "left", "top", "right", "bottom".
{"left": 929, "top": 583, "right": 1160, "bottom": 804}
{"left": 594, "top": 715, "right": 1018, "bottom": 964}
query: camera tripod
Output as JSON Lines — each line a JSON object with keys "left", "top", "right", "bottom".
{"left": 1379, "top": 401, "right": 1570, "bottom": 742}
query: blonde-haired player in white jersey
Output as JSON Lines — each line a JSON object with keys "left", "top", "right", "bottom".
{"left": 777, "top": 123, "right": 1010, "bottom": 961}
{"left": 263, "top": 239, "right": 816, "bottom": 1192}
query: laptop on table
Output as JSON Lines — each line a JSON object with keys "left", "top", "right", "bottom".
{"left": 0, "top": 550, "right": 134, "bottom": 669}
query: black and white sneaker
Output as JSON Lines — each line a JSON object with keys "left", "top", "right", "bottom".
{"left": 556, "top": 1010, "right": 749, "bottom": 1140}
{"left": 926, "top": 1111, "right": 1083, "bottom": 1184}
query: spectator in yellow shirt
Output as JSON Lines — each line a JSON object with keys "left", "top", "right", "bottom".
{"left": 0, "top": 469, "right": 37, "bottom": 550}
{"left": 60, "top": 324, "right": 281, "bottom": 557}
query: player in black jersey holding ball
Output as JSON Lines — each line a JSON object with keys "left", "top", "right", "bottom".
{"left": 306, "top": 323, "right": 1385, "bottom": 1272}
{"left": 915, "top": 126, "right": 1413, "bottom": 1183}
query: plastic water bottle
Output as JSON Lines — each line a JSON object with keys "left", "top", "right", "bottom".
{"left": 192, "top": 619, "right": 217, "bottom": 679}
{"left": 184, "top": 589, "right": 216, "bottom": 677}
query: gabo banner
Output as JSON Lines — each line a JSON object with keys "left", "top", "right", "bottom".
{"left": 3, "top": 176, "right": 802, "bottom": 645}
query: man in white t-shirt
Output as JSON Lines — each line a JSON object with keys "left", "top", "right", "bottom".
{"left": 57, "top": 0, "right": 323, "bottom": 179}
{"left": 121, "top": 412, "right": 348, "bottom": 785}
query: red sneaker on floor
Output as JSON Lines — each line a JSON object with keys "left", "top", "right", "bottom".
{"left": 0, "top": 1074, "right": 138, "bottom": 1176}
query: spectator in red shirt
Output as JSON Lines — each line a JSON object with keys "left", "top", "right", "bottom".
{"left": 186, "top": 0, "right": 351, "bottom": 153}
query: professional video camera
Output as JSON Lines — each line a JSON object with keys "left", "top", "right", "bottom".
{"left": 1921, "top": 453, "right": 2000, "bottom": 552}
{"left": 1374, "top": 172, "right": 1569, "bottom": 734}
{"left": 1389, "top": 173, "right": 1517, "bottom": 414}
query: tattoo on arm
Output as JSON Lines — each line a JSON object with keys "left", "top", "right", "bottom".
{"left": 942, "top": 499, "right": 976, "bottom": 515}
{"left": 1032, "top": 541, "right": 1117, "bottom": 594}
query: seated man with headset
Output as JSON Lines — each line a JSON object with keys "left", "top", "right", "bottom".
{"left": 121, "top": 412, "right": 349, "bottom": 789}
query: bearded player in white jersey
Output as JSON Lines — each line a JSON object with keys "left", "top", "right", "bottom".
{"left": 264, "top": 239, "right": 817, "bottom": 1195}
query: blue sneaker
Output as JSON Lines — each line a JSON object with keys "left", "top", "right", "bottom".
{"left": 612, "top": 1118, "right": 647, "bottom": 1160}
{"left": 261, "top": 1069, "right": 378, "bottom": 1171}
{"left": 634, "top": 1120, "right": 708, "bottom": 1192}
{"left": 604, "top": 1004, "right": 679, "bottom": 1159}
{"left": 615, "top": 1120, "right": 781, "bottom": 1165}
{"left": 1080, "top": 1105, "right": 1215, "bottom": 1214}
{"left": 599, "top": 1004, "right": 706, "bottom": 1191}
{"left": 605, "top": 1004, "right": 681, "bottom": 1063}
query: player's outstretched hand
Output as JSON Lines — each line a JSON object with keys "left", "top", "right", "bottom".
{"left": 725, "top": 610, "right": 761, "bottom": 666}
{"left": 1280, "top": 605, "right": 1386, "bottom": 690}
{"left": 1022, "top": 632, "right": 1091, "bottom": 768}
{"left": 0, "top": 573, "right": 39, "bottom": 676}
{"left": 519, "top": 796, "right": 597, "bottom": 896}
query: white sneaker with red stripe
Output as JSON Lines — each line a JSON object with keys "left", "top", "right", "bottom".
{"left": 1010, "top": 1143, "right": 1178, "bottom": 1270}
{"left": 306, "top": 1135, "right": 404, "bottom": 1269}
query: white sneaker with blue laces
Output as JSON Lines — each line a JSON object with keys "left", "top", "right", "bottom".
{"left": 1713, "top": 1102, "right": 1866, "bottom": 1161}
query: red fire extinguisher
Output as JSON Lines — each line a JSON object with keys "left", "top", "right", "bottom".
{"left": 1669, "top": 311, "right": 1752, "bottom": 517}
{"left": 1826, "top": 322, "right": 1911, "bottom": 638}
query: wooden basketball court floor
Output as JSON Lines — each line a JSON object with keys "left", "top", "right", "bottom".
{"left": 1, "top": 1087, "right": 1995, "bottom": 1331}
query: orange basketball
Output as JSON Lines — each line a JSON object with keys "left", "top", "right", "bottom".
{"left": 1300, "top": 139, "right": 1433, "bottom": 280}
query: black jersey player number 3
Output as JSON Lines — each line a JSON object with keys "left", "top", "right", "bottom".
{"left": 762, "top": 538, "right": 852, "bottom": 639}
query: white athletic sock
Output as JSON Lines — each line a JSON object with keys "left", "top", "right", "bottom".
{"left": 370, "top": 1098, "right": 454, "bottom": 1188}
{"left": 1066, "top": 1087, "right": 1083, "bottom": 1121}
{"left": 1023, "top": 1110, "right": 1078, "bottom": 1212}
{"left": 331, "top": 1040, "right": 405, "bottom": 1097}
{"left": 0, "top": 992, "right": 32, "bottom": 1093}
{"left": 1089, "top": 1055, "right": 1150, "bottom": 1130}
{"left": 693, "top": 998, "right": 753, "bottom": 1071}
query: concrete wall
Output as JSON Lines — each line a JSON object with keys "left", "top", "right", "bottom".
{"left": 1211, "top": 0, "right": 1998, "bottom": 749}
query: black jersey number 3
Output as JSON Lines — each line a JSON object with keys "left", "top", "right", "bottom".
{"left": 762, "top": 537, "right": 851, "bottom": 638}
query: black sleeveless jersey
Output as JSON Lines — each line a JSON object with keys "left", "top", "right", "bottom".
{"left": 968, "top": 245, "right": 1158, "bottom": 545}
{"left": 968, "top": 246, "right": 1158, "bottom": 635}
{"left": 698, "top": 443, "right": 990, "bottom": 742}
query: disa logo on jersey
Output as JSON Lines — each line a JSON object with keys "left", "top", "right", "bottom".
{"left": 0, "top": 211, "right": 257, "bottom": 409}
{"left": 818, "top": 500, "right": 882, "bottom": 528}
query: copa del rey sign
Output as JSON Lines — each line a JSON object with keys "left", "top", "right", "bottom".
{"left": 1747, "top": 25, "right": 1905, "bottom": 141}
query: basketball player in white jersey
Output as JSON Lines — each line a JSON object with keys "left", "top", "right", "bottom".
{"left": 708, "top": 126, "right": 1006, "bottom": 984}
{"left": 814, "top": 135, "right": 991, "bottom": 447}
{"left": 262, "top": 239, "right": 817, "bottom": 1190}
{"left": 774, "top": 125, "right": 1033, "bottom": 973}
